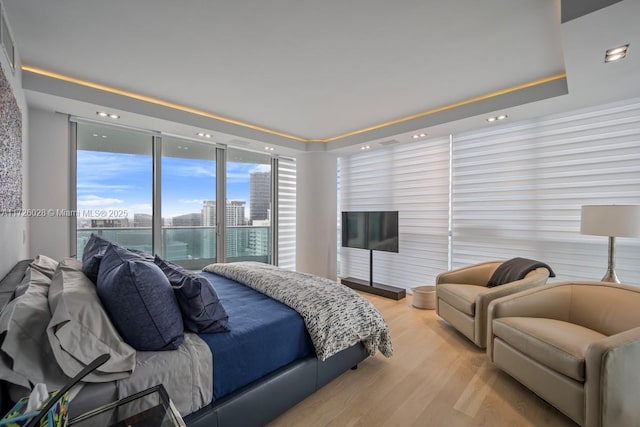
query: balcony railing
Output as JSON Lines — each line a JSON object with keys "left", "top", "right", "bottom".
{"left": 77, "top": 225, "right": 271, "bottom": 269}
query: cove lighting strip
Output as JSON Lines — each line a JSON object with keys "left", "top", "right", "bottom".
{"left": 23, "top": 65, "right": 566, "bottom": 144}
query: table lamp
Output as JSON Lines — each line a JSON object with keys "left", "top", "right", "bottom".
{"left": 580, "top": 205, "right": 640, "bottom": 283}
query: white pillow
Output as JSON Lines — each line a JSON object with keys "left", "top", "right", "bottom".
{"left": 47, "top": 258, "right": 136, "bottom": 382}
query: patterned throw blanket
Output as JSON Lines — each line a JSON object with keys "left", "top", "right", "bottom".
{"left": 203, "top": 262, "right": 393, "bottom": 361}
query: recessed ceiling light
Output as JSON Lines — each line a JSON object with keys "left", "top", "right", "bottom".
{"left": 605, "top": 44, "right": 629, "bottom": 63}
{"left": 96, "top": 111, "right": 119, "bottom": 119}
{"left": 196, "top": 132, "right": 212, "bottom": 138}
{"left": 412, "top": 133, "right": 427, "bottom": 139}
{"left": 487, "top": 114, "right": 508, "bottom": 122}
{"left": 265, "top": 146, "right": 275, "bottom": 151}
{"left": 360, "top": 145, "right": 371, "bottom": 150}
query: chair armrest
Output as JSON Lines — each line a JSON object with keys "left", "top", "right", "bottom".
{"left": 475, "top": 268, "right": 549, "bottom": 348}
{"left": 436, "top": 261, "right": 503, "bottom": 286}
{"left": 486, "top": 283, "right": 573, "bottom": 360}
{"left": 585, "top": 327, "right": 640, "bottom": 427}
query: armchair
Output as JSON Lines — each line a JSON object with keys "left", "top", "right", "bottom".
{"left": 435, "top": 260, "right": 550, "bottom": 348}
{"left": 487, "top": 281, "right": 640, "bottom": 426}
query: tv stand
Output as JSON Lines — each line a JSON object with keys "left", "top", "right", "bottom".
{"left": 341, "top": 276, "right": 406, "bottom": 300}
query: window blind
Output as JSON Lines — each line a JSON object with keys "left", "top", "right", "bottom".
{"left": 451, "top": 98, "right": 640, "bottom": 283}
{"left": 277, "top": 157, "right": 297, "bottom": 270}
{"left": 338, "top": 137, "right": 451, "bottom": 289}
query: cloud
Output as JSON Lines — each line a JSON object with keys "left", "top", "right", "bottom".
{"left": 163, "top": 164, "right": 216, "bottom": 178}
{"left": 179, "top": 199, "right": 204, "bottom": 205}
{"left": 77, "top": 183, "right": 135, "bottom": 193}
{"left": 131, "top": 203, "right": 152, "bottom": 211}
{"left": 250, "top": 164, "right": 271, "bottom": 173}
{"left": 77, "top": 151, "right": 151, "bottom": 180}
{"left": 226, "top": 171, "right": 249, "bottom": 184}
{"left": 226, "top": 162, "right": 270, "bottom": 180}
{"left": 78, "top": 195, "right": 124, "bottom": 207}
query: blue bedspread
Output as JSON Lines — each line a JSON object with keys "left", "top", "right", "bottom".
{"left": 198, "top": 271, "right": 314, "bottom": 399}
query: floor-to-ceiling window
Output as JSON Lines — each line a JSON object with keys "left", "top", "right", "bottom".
{"left": 161, "top": 136, "right": 217, "bottom": 269}
{"left": 225, "top": 148, "right": 273, "bottom": 263}
{"left": 338, "top": 136, "right": 451, "bottom": 288}
{"left": 73, "top": 120, "right": 290, "bottom": 269}
{"left": 75, "top": 122, "right": 153, "bottom": 258}
{"left": 338, "top": 97, "right": 640, "bottom": 288}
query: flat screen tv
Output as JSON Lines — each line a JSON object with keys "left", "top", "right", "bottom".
{"left": 341, "top": 211, "right": 399, "bottom": 253}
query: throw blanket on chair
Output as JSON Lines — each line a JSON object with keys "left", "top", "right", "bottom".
{"left": 487, "top": 257, "right": 555, "bottom": 288}
{"left": 203, "top": 262, "right": 393, "bottom": 361}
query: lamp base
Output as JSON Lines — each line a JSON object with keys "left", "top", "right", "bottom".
{"left": 601, "top": 236, "right": 621, "bottom": 283}
{"left": 601, "top": 269, "right": 620, "bottom": 283}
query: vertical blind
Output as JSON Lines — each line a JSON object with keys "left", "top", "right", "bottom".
{"left": 451, "top": 98, "right": 640, "bottom": 283}
{"left": 338, "top": 97, "right": 640, "bottom": 288}
{"left": 277, "top": 157, "right": 297, "bottom": 270}
{"left": 338, "top": 137, "right": 451, "bottom": 288}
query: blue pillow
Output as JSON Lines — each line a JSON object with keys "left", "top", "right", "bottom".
{"left": 81, "top": 233, "right": 111, "bottom": 284}
{"left": 154, "top": 256, "right": 229, "bottom": 333}
{"left": 97, "top": 244, "right": 184, "bottom": 350}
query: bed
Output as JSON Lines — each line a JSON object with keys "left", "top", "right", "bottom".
{"left": 0, "top": 256, "right": 392, "bottom": 427}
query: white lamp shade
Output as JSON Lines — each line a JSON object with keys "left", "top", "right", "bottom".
{"left": 581, "top": 205, "right": 640, "bottom": 237}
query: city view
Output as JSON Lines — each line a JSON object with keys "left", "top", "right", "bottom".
{"left": 76, "top": 143, "right": 273, "bottom": 267}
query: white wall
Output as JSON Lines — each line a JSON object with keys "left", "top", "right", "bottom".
{"left": 0, "top": 14, "right": 28, "bottom": 279}
{"left": 27, "top": 108, "right": 71, "bottom": 259}
{"left": 296, "top": 151, "right": 338, "bottom": 279}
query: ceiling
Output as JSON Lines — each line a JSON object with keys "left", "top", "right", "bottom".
{"left": 3, "top": 0, "right": 639, "bottom": 154}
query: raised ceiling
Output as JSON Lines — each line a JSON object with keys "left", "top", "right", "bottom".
{"left": 3, "top": 0, "right": 639, "bottom": 152}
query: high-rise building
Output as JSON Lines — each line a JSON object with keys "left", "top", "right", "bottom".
{"left": 226, "top": 200, "right": 247, "bottom": 257}
{"left": 248, "top": 226, "right": 270, "bottom": 256}
{"left": 172, "top": 213, "right": 202, "bottom": 227}
{"left": 202, "top": 200, "right": 216, "bottom": 226}
{"left": 250, "top": 170, "right": 271, "bottom": 223}
{"left": 226, "top": 200, "right": 246, "bottom": 227}
{"left": 133, "top": 213, "right": 152, "bottom": 228}
{"left": 90, "top": 218, "right": 128, "bottom": 228}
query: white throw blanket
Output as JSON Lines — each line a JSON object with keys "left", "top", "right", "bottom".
{"left": 203, "top": 262, "right": 393, "bottom": 361}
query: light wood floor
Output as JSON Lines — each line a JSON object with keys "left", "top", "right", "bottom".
{"left": 268, "top": 293, "right": 578, "bottom": 427}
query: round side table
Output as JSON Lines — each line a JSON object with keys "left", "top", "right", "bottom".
{"left": 412, "top": 285, "right": 436, "bottom": 309}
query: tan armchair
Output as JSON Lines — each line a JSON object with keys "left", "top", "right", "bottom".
{"left": 435, "top": 260, "right": 550, "bottom": 348}
{"left": 487, "top": 282, "right": 640, "bottom": 427}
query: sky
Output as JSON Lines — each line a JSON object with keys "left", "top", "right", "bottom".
{"left": 76, "top": 150, "right": 270, "bottom": 219}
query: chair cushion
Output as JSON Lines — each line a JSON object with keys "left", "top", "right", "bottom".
{"left": 436, "top": 283, "right": 488, "bottom": 316}
{"left": 492, "top": 317, "right": 606, "bottom": 381}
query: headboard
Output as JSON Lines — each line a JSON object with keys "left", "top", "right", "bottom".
{"left": 0, "top": 259, "right": 32, "bottom": 416}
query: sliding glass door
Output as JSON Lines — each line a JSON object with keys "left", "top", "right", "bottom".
{"left": 226, "top": 148, "right": 273, "bottom": 263}
{"left": 161, "top": 137, "right": 217, "bottom": 269}
{"left": 75, "top": 122, "right": 153, "bottom": 258}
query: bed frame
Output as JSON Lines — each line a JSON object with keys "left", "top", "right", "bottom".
{"left": 0, "top": 260, "right": 367, "bottom": 427}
